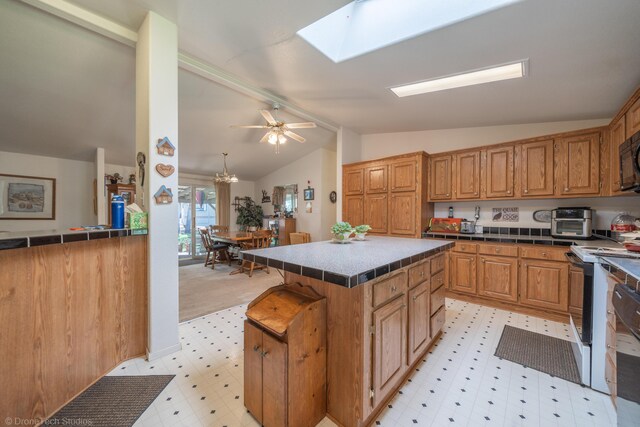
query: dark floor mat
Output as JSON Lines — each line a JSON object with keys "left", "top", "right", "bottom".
{"left": 46, "top": 375, "right": 174, "bottom": 427}
{"left": 494, "top": 325, "right": 581, "bottom": 384}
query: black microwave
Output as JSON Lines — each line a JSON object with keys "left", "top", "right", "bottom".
{"left": 619, "top": 130, "right": 640, "bottom": 193}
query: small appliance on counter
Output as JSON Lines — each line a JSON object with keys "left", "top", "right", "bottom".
{"left": 551, "top": 207, "right": 592, "bottom": 239}
{"left": 460, "top": 220, "right": 475, "bottom": 234}
{"left": 429, "top": 217, "right": 462, "bottom": 233}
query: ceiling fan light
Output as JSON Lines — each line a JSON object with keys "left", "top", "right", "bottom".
{"left": 278, "top": 134, "right": 287, "bottom": 144}
{"left": 230, "top": 175, "right": 239, "bottom": 183}
{"left": 268, "top": 132, "right": 278, "bottom": 144}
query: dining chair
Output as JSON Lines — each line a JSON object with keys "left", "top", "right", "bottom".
{"left": 210, "top": 225, "right": 229, "bottom": 233}
{"left": 198, "top": 227, "right": 230, "bottom": 269}
{"left": 290, "top": 232, "right": 312, "bottom": 245}
{"left": 239, "top": 229, "right": 273, "bottom": 277}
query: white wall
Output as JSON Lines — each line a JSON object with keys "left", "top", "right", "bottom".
{"left": 254, "top": 148, "right": 337, "bottom": 242}
{"left": 360, "top": 119, "right": 610, "bottom": 160}
{"left": 435, "top": 197, "right": 640, "bottom": 231}
{"left": 231, "top": 180, "right": 256, "bottom": 231}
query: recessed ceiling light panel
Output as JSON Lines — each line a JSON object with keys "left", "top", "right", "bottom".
{"left": 390, "top": 60, "right": 528, "bottom": 97}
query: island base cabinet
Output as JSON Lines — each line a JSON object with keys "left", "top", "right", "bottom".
{"left": 408, "top": 281, "right": 431, "bottom": 366}
{"left": 372, "top": 296, "right": 407, "bottom": 408}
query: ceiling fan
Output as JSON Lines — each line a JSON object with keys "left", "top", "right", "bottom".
{"left": 231, "top": 103, "right": 316, "bottom": 154}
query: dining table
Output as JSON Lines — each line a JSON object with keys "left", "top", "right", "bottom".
{"left": 210, "top": 231, "right": 254, "bottom": 275}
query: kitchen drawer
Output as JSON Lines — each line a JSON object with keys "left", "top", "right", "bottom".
{"left": 430, "top": 270, "right": 445, "bottom": 292}
{"left": 430, "top": 306, "right": 445, "bottom": 335}
{"left": 452, "top": 242, "right": 478, "bottom": 254}
{"left": 372, "top": 272, "right": 407, "bottom": 308}
{"left": 409, "top": 260, "right": 430, "bottom": 289}
{"left": 430, "top": 253, "right": 446, "bottom": 274}
{"left": 478, "top": 243, "right": 518, "bottom": 257}
{"left": 519, "top": 246, "right": 567, "bottom": 262}
{"left": 606, "top": 320, "right": 616, "bottom": 361}
{"left": 607, "top": 290, "right": 616, "bottom": 326}
{"left": 431, "top": 284, "right": 445, "bottom": 315}
{"left": 605, "top": 353, "right": 617, "bottom": 397}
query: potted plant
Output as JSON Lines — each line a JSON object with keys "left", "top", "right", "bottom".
{"left": 354, "top": 224, "right": 371, "bottom": 240}
{"left": 236, "top": 198, "right": 264, "bottom": 231}
{"left": 331, "top": 222, "right": 354, "bottom": 241}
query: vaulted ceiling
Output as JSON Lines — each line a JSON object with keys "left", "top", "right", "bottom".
{"left": 2, "top": 0, "right": 640, "bottom": 178}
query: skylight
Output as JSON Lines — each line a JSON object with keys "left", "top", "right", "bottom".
{"left": 297, "top": 0, "right": 521, "bottom": 63}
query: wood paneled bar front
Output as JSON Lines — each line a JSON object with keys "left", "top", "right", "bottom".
{"left": 0, "top": 230, "right": 148, "bottom": 423}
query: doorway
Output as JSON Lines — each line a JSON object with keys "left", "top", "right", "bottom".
{"left": 178, "top": 185, "right": 216, "bottom": 262}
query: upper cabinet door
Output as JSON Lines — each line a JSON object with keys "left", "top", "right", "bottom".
{"left": 364, "top": 193, "right": 388, "bottom": 233}
{"left": 520, "top": 139, "right": 555, "bottom": 197}
{"left": 455, "top": 151, "right": 481, "bottom": 199}
{"left": 556, "top": 132, "right": 601, "bottom": 196}
{"left": 343, "top": 195, "right": 364, "bottom": 228}
{"left": 626, "top": 97, "right": 640, "bottom": 138}
{"left": 484, "top": 146, "right": 514, "bottom": 198}
{"left": 429, "top": 155, "right": 452, "bottom": 200}
{"left": 610, "top": 117, "right": 626, "bottom": 195}
{"left": 365, "top": 165, "right": 388, "bottom": 194}
{"left": 344, "top": 168, "right": 364, "bottom": 195}
{"left": 390, "top": 160, "right": 417, "bottom": 192}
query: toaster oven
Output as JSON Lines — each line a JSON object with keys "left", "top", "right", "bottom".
{"left": 551, "top": 208, "right": 592, "bottom": 239}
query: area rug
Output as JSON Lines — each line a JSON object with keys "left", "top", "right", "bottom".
{"left": 494, "top": 325, "right": 581, "bottom": 384}
{"left": 46, "top": 375, "right": 174, "bottom": 427}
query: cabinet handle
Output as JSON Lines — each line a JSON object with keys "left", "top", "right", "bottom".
{"left": 524, "top": 189, "right": 529, "bottom": 194}
{"left": 495, "top": 248, "right": 501, "bottom": 253}
{"left": 474, "top": 192, "right": 478, "bottom": 196}
{"left": 261, "top": 351, "right": 269, "bottom": 358}
{"left": 607, "top": 310, "right": 613, "bottom": 315}
{"left": 253, "top": 345, "right": 260, "bottom": 352}
{"left": 391, "top": 286, "right": 397, "bottom": 292}
{"left": 607, "top": 345, "right": 614, "bottom": 349}
{"left": 420, "top": 271, "right": 425, "bottom": 277}
{"left": 564, "top": 187, "right": 569, "bottom": 192}
{"left": 481, "top": 259, "right": 485, "bottom": 263}
{"left": 507, "top": 190, "right": 512, "bottom": 194}
{"left": 542, "top": 252, "right": 547, "bottom": 257}
{"left": 413, "top": 295, "right": 418, "bottom": 301}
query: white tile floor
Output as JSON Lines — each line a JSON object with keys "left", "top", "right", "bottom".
{"left": 110, "top": 299, "right": 616, "bottom": 427}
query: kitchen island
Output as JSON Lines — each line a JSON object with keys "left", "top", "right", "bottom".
{"left": 243, "top": 237, "right": 453, "bottom": 427}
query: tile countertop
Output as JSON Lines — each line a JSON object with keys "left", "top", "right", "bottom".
{"left": 242, "top": 236, "right": 453, "bottom": 288}
{"left": 0, "top": 228, "right": 147, "bottom": 250}
{"left": 601, "top": 257, "right": 640, "bottom": 282}
{"left": 423, "top": 231, "right": 619, "bottom": 247}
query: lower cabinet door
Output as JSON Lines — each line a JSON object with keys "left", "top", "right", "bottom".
{"left": 408, "top": 282, "right": 430, "bottom": 366}
{"left": 244, "top": 321, "right": 263, "bottom": 423}
{"left": 477, "top": 256, "right": 518, "bottom": 302}
{"left": 262, "top": 333, "right": 288, "bottom": 427}
{"left": 450, "top": 253, "right": 477, "bottom": 295}
{"left": 372, "top": 296, "right": 407, "bottom": 407}
{"left": 344, "top": 195, "right": 364, "bottom": 228}
{"left": 520, "top": 260, "right": 569, "bottom": 312}
{"left": 389, "top": 192, "right": 416, "bottom": 235}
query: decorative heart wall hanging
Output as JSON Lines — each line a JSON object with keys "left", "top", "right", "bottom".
{"left": 155, "top": 164, "right": 175, "bottom": 177}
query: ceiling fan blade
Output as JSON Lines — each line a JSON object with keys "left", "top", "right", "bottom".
{"left": 260, "top": 110, "right": 277, "bottom": 125}
{"left": 259, "top": 132, "right": 270, "bottom": 143}
{"left": 230, "top": 124, "right": 270, "bottom": 128}
{"left": 284, "top": 122, "right": 316, "bottom": 129}
{"left": 284, "top": 130, "right": 306, "bottom": 143}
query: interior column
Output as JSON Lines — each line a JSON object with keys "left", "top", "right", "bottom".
{"left": 136, "top": 11, "right": 180, "bottom": 360}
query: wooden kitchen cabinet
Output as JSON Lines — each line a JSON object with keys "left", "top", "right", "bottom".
{"left": 343, "top": 195, "right": 364, "bottom": 228}
{"left": 569, "top": 266, "right": 584, "bottom": 316}
{"left": 344, "top": 168, "right": 364, "bottom": 195}
{"left": 626, "top": 96, "right": 640, "bottom": 138}
{"left": 365, "top": 165, "right": 388, "bottom": 193}
{"left": 372, "top": 295, "right": 407, "bottom": 408}
{"left": 450, "top": 252, "right": 477, "bottom": 295}
{"left": 364, "top": 193, "right": 388, "bottom": 234}
{"left": 389, "top": 192, "right": 416, "bottom": 235}
{"left": 343, "top": 152, "right": 431, "bottom": 238}
{"left": 610, "top": 117, "right": 626, "bottom": 195}
{"left": 484, "top": 145, "right": 515, "bottom": 198}
{"left": 519, "top": 260, "right": 569, "bottom": 312}
{"left": 244, "top": 287, "right": 326, "bottom": 427}
{"left": 390, "top": 159, "right": 417, "bottom": 192}
{"left": 408, "top": 281, "right": 430, "bottom": 366}
{"left": 429, "top": 154, "right": 453, "bottom": 200}
{"left": 478, "top": 255, "right": 518, "bottom": 302}
{"left": 519, "top": 139, "right": 555, "bottom": 197}
{"left": 454, "top": 150, "right": 481, "bottom": 199}
{"left": 555, "top": 132, "right": 601, "bottom": 196}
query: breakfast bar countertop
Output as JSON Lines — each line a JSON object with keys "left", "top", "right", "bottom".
{"left": 242, "top": 236, "right": 453, "bottom": 288}
{"left": 601, "top": 256, "right": 640, "bottom": 281}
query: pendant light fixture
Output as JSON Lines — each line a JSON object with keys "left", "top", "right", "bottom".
{"left": 214, "top": 153, "right": 238, "bottom": 184}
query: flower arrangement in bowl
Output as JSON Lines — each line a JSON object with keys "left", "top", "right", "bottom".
{"left": 354, "top": 224, "right": 371, "bottom": 240}
{"left": 331, "top": 222, "right": 354, "bottom": 242}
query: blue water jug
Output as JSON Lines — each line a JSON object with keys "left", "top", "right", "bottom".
{"left": 111, "top": 194, "right": 125, "bottom": 229}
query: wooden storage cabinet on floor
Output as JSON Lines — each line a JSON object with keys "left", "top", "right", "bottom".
{"left": 450, "top": 252, "right": 477, "bottom": 295}
{"left": 343, "top": 152, "right": 431, "bottom": 238}
{"left": 429, "top": 154, "right": 453, "bottom": 200}
{"left": 477, "top": 255, "right": 518, "bottom": 302}
{"left": 520, "top": 139, "right": 555, "bottom": 197}
{"left": 519, "top": 260, "right": 569, "bottom": 312}
{"left": 454, "top": 150, "right": 481, "bottom": 199}
{"left": 244, "top": 287, "right": 326, "bottom": 427}
{"left": 555, "top": 132, "right": 601, "bottom": 196}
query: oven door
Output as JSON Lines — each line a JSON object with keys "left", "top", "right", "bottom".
{"left": 612, "top": 283, "right": 640, "bottom": 426}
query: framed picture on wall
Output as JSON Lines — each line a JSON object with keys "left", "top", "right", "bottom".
{"left": 303, "top": 187, "right": 314, "bottom": 201}
{"left": 0, "top": 174, "right": 56, "bottom": 220}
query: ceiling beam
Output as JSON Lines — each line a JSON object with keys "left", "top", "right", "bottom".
{"left": 19, "top": 0, "right": 339, "bottom": 133}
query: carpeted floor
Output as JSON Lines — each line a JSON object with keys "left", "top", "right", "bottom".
{"left": 179, "top": 262, "right": 281, "bottom": 322}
